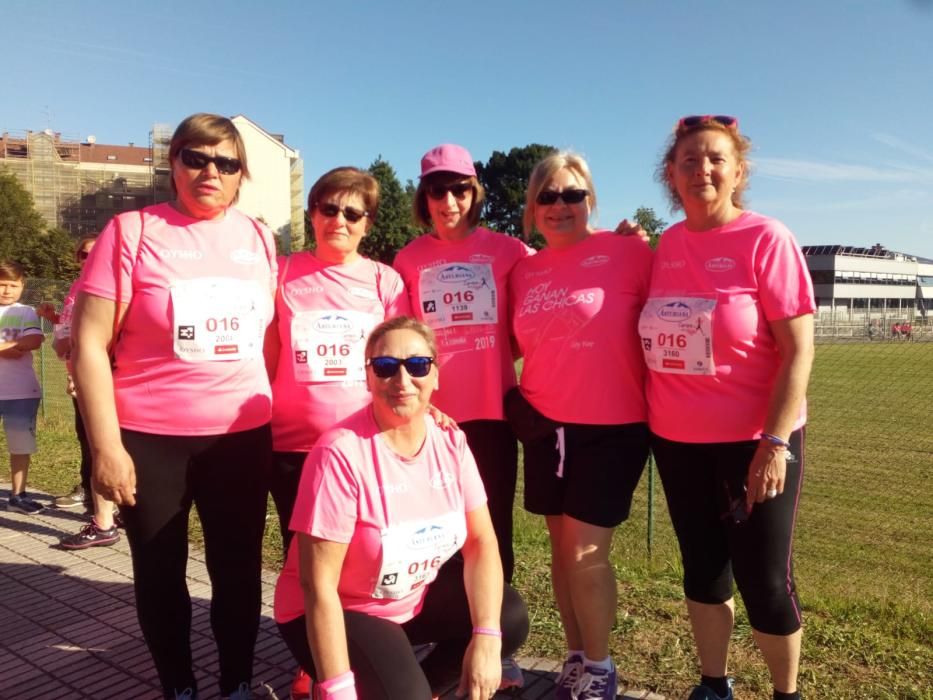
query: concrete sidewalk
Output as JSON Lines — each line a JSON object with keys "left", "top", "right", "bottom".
{"left": 0, "top": 486, "right": 664, "bottom": 699}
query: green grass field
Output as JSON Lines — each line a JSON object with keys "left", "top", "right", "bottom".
{"left": 6, "top": 341, "right": 932, "bottom": 699}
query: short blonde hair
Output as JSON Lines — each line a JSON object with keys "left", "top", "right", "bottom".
{"left": 522, "top": 151, "right": 597, "bottom": 237}
{"left": 365, "top": 316, "right": 438, "bottom": 360}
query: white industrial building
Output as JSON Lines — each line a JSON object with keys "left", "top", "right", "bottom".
{"left": 802, "top": 244, "right": 932, "bottom": 322}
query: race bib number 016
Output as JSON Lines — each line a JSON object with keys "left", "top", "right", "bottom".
{"left": 290, "top": 309, "right": 376, "bottom": 383}
{"left": 419, "top": 263, "right": 497, "bottom": 328}
{"left": 171, "top": 278, "right": 265, "bottom": 362}
{"left": 373, "top": 511, "right": 466, "bottom": 600}
{"left": 638, "top": 296, "right": 716, "bottom": 375}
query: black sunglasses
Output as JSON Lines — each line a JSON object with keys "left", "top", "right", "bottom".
{"left": 535, "top": 189, "right": 589, "bottom": 206}
{"left": 427, "top": 183, "right": 473, "bottom": 201}
{"left": 677, "top": 115, "right": 739, "bottom": 131}
{"left": 367, "top": 356, "right": 435, "bottom": 379}
{"left": 179, "top": 148, "right": 242, "bottom": 175}
{"left": 315, "top": 202, "right": 370, "bottom": 223}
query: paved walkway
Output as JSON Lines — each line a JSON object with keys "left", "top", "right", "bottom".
{"left": 0, "top": 486, "right": 664, "bottom": 699}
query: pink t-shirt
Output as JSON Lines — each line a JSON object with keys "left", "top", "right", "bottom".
{"left": 394, "top": 227, "right": 533, "bottom": 422}
{"left": 639, "top": 211, "right": 815, "bottom": 443}
{"left": 510, "top": 232, "right": 652, "bottom": 425}
{"left": 274, "top": 407, "right": 487, "bottom": 624}
{"left": 80, "top": 203, "right": 277, "bottom": 435}
{"left": 270, "top": 252, "right": 410, "bottom": 451}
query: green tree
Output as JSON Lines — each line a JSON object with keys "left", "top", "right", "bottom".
{"left": 476, "top": 144, "right": 556, "bottom": 247}
{"left": 633, "top": 206, "right": 668, "bottom": 249}
{"left": 0, "top": 168, "right": 77, "bottom": 279}
{"left": 360, "top": 157, "right": 419, "bottom": 264}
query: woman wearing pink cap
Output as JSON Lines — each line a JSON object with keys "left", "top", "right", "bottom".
{"left": 72, "top": 113, "right": 275, "bottom": 700}
{"left": 509, "top": 151, "right": 653, "bottom": 700}
{"left": 639, "top": 116, "right": 814, "bottom": 700}
{"left": 273, "top": 317, "right": 529, "bottom": 700}
{"left": 394, "top": 143, "right": 534, "bottom": 688}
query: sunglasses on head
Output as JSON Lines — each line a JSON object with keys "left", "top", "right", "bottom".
{"left": 179, "top": 148, "right": 242, "bottom": 175}
{"left": 535, "top": 189, "right": 588, "bottom": 206}
{"left": 315, "top": 202, "right": 370, "bottom": 223}
{"left": 677, "top": 115, "right": 739, "bottom": 131}
{"left": 367, "top": 356, "right": 435, "bottom": 379}
{"left": 427, "top": 182, "right": 473, "bottom": 201}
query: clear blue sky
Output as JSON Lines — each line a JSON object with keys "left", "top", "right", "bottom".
{"left": 4, "top": 0, "right": 932, "bottom": 258}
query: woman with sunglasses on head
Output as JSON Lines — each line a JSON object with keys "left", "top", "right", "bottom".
{"left": 72, "top": 113, "right": 276, "bottom": 700}
{"left": 263, "top": 166, "right": 410, "bottom": 699}
{"left": 393, "top": 145, "right": 533, "bottom": 688}
{"left": 274, "top": 316, "right": 529, "bottom": 700}
{"left": 508, "top": 151, "right": 653, "bottom": 700}
{"left": 639, "top": 116, "right": 814, "bottom": 700}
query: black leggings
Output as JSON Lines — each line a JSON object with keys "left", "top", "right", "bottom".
{"left": 459, "top": 420, "right": 518, "bottom": 583}
{"left": 119, "top": 424, "right": 271, "bottom": 698}
{"left": 652, "top": 429, "right": 805, "bottom": 635}
{"left": 276, "top": 557, "right": 529, "bottom": 698}
{"left": 269, "top": 450, "right": 307, "bottom": 555}
{"left": 72, "top": 397, "right": 92, "bottom": 495}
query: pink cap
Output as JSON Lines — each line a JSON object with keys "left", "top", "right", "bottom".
{"left": 420, "top": 144, "right": 476, "bottom": 178}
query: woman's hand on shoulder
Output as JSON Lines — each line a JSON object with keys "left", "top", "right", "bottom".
{"left": 456, "top": 633, "right": 502, "bottom": 699}
{"left": 428, "top": 404, "right": 458, "bottom": 431}
{"left": 614, "top": 219, "right": 649, "bottom": 242}
{"left": 92, "top": 443, "right": 137, "bottom": 506}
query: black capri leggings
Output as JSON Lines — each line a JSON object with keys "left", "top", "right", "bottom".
{"left": 652, "top": 429, "right": 805, "bottom": 636}
{"left": 277, "top": 557, "right": 530, "bottom": 699}
{"left": 119, "top": 424, "right": 271, "bottom": 698}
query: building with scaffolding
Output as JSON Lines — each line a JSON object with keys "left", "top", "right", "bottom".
{"left": 0, "top": 117, "right": 304, "bottom": 249}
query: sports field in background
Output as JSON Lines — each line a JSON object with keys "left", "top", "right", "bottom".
{"left": 7, "top": 338, "right": 932, "bottom": 699}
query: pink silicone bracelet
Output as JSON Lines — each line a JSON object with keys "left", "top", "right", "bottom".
{"left": 472, "top": 626, "right": 503, "bottom": 638}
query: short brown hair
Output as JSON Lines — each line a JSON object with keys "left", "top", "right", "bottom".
{"left": 365, "top": 316, "right": 438, "bottom": 360}
{"left": 657, "top": 119, "right": 752, "bottom": 212}
{"left": 523, "top": 151, "right": 596, "bottom": 237}
{"left": 168, "top": 113, "right": 249, "bottom": 197}
{"left": 413, "top": 172, "right": 485, "bottom": 230}
{"left": 308, "top": 167, "right": 381, "bottom": 223}
{"left": 0, "top": 260, "right": 26, "bottom": 282}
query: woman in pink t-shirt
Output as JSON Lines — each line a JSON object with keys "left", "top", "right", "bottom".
{"left": 394, "top": 145, "right": 533, "bottom": 597}
{"left": 509, "top": 152, "right": 653, "bottom": 700}
{"left": 273, "top": 317, "right": 528, "bottom": 700}
{"left": 639, "top": 116, "right": 815, "bottom": 700}
{"left": 265, "top": 167, "right": 410, "bottom": 553}
{"left": 72, "top": 113, "right": 276, "bottom": 700}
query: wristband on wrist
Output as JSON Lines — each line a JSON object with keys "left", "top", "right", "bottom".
{"left": 317, "top": 670, "right": 356, "bottom": 700}
{"left": 472, "top": 626, "right": 503, "bottom": 638}
{"left": 760, "top": 432, "right": 790, "bottom": 449}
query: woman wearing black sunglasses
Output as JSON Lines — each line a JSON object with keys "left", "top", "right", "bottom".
{"left": 508, "top": 151, "right": 653, "bottom": 700}
{"left": 393, "top": 143, "right": 535, "bottom": 689}
{"left": 72, "top": 113, "right": 275, "bottom": 700}
{"left": 263, "top": 165, "right": 412, "bottom": 698}
{"left": 639, "top": 116, "right": 814, "bottom": 700}
{"left": 274, "top": 316, "right": 528, "bottom": 700}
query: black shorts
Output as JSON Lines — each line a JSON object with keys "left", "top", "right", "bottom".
{"left": 522, "top": 421, "right": 649, "bottom": 528}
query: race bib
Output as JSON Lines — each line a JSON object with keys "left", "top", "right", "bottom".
{"left": 372, "top": 511, "right": 466, "bottom": 600}
{"left": 170, "top": 277, "right": 266, "bottom": 362}
{"left": 418, "top": 263, "right": 497, "bottom": 328}
{"left": 290, "top": 310, "right": 376, "bottom": 383}
{"left": 639, "top": 296, "right": 717, "bottom": 375}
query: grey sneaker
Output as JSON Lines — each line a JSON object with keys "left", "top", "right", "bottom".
{"left": 8, "top": 493, "right": 44, "bottom": 514}
{"left": 54, "top": 484, "right": 85, "bottom": 509}
{"left": 555, "top": 653, "right": 584, "bottom": 700}
{"left": 174, "top": 688, "right": 197, "bottom": 700}
{"left": 572, "top": 662, "right": 617, "bottom": 700}
{"left": 60, "top": 520, "right": 120, "bottom": 550}
{"left": 500, "top": 655, "right": 524, "bottom": 690}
